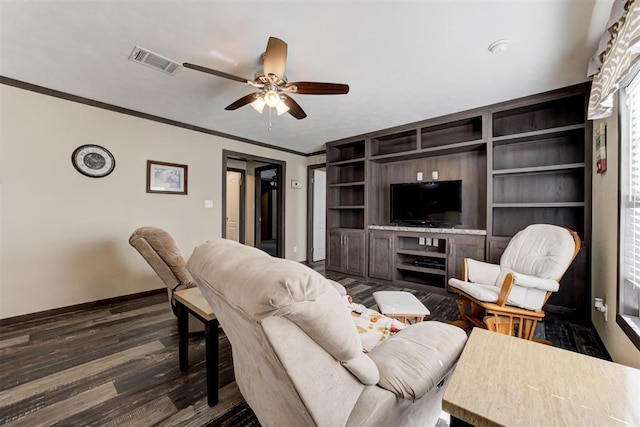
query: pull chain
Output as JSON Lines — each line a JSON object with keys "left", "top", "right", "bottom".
{"left": 268, "top": 107, "right": 272, "bottom": 131}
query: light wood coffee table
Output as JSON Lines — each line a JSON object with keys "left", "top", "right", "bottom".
{"left": 443, "top": 328, "right": 640, "bottom": 426}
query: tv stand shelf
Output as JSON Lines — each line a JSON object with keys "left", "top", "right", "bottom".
{"left": 367, "top": 228, "right": 485, "bottom": 293}
{"left": 396, "top": 249, "right": 446, "bottom": 258}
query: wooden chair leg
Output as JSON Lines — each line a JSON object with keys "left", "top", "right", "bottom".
{"left": 484, "top": 316, "right": 496, "bottom": 332}
{"left": 455, "top": 299, "right": 470, "bottom": 319}
{"left": 485, "top": 315, "right": 513, "bottom": 335}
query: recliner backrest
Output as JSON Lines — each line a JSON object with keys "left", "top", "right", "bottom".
{"left": 129, "top": 226, "right": 196, "bottom": 291}
{"left": 187, "top": 238, "right": 365, "bottom": 363}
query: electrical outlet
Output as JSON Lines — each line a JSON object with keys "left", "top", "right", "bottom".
{"left": 293, "top": 246, "right": 297, "bottom": 253}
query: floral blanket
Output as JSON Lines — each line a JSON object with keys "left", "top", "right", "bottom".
{"left": 344, "top": 295, "right": 407, "bottom": 352}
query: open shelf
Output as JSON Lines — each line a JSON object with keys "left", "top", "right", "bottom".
{"left": 327, "top": 162, "right": 365, "bottom": 185}
{"left": 396, "top": 263, "right": 446, "bottom": 276}
{"left": 326, "top": 140, "right": 365, "bottom": 163}
{"left": 328, "top": 184, "right": 365, "bottom": 207}
{"left": 395, "top": 268, "right": 447, "bottom": 288}
{"left": 492, "top": 163, "right": 585, "bottom": 176}
{"left": 370, "top": 140, "right": 486, "bottom": 163}
{"left": 492, "top": 94, "right": 585, "bottom": 137}
{"left": 492, "top": 124, "right": 585, "bottom": 145}
{"left": 396, "top": 249, "right": 447, "bottom": 258}
{"left": 371, "top": 130, "right": 418, "bottom": 157}
{"left": 327, "top": 208, "right": 365, "bottom": 230}
{"left": 492, "top": 206, "right": 585, "bottom": 238}
{"left": 421, "top": 115, "right": 483, "bottom": 148}
{"left": 493, "top": 169, "right": 585, "bottom": 204}
{"left": 493, "top": 127, "right": 585, "bottom": 171}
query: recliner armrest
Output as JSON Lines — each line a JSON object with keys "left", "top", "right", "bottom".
{"left": 368, "top": 321, "right": 467, "bottom": 400}
{"left": 512, "top": 272, "right": 560, "bottom": 291}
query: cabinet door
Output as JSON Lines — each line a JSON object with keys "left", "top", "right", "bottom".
{"left": 326, "top": 230, "right": 344, "bottom": 272}
{"left": 344, "top": 231, "right": 365, "bottom": 277}
{"left": 448, "top": 235, "right": 485, "bottom": 285}
{"left": 369, "top": 233, "right": 393, "bottom": 281}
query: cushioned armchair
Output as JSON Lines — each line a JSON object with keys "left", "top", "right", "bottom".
{"left": 448, "top": 224, "right": 581, "bottom": 340}
{"left": 187, "top": 238, "right": 467, "bottom": 427}
{"left": 129, "top": 226, "right": 203, "bottom": 332}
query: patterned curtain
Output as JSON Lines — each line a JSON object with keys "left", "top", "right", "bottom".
{"left": 588, "top": 0, "right": 640, "bottom": 119}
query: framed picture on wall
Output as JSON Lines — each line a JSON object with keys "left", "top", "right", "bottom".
{"left": 146, "top": 160, "right": 188, "bottom": 194}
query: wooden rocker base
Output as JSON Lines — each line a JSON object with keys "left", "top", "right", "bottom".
{"left": 453, "top": 293, "right": 550, "bottom": 343}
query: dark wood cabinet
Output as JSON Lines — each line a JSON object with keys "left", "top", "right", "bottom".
{"left": 447, "top": 235, "right": 486, "bottom": 289}
{"left": 369, "top": 232, "right": 393, "bottom": 281}
{"left": 327, "top": 229, "right": 365, "bottom": 277}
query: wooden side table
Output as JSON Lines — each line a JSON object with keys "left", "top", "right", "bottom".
{"left": 173, "top": 287, "right": 219, "bottom": 407}
{"left": 373, "top": 291, "right": 430, "bottom": 324}
{"left": 443, "top": 328, "right": 640, "bottom": 426}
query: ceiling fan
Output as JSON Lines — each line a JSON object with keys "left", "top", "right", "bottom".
{"left": 183, "top": 37, "right": 349, "bottom": 120}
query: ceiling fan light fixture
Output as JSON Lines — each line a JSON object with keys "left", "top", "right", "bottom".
{"left": 250, "top": 97, "right": 266, "bottom": 114}
{"left": 276, "top": 99, "right": 290, "bottom": 116}
{"left": 264, "top": 90, "right": 281, "bottom": 108}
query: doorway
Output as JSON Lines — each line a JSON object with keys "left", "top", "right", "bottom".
{"left": 307, "top": 164, "right": 326, "bottom": 263}
{"left": 225, "top": 168, "right": 245, "bottom": 243}
{"left": 222, "top": 150, "right": 285, "bottom": 258}
{"left": 255, "top": 165, "right": 280, "bottom": 257}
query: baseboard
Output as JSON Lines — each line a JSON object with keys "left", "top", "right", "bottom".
{"left": 0, "top": 288, "right": 166, "bottom": 326}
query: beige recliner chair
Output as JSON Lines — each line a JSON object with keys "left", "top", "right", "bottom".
{"left": 129, "top": 226, "right": 203, "bottom": 332}
{"left": 187, "top": 238, "right": 467, "bottom": 427}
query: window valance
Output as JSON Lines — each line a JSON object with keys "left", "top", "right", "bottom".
{"left": 588, "top": 0, "right": 640, "bottom": 119}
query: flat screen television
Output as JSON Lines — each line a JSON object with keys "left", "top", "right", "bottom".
{"left": 390, "top": 180, "right": 462, "bottom": 227}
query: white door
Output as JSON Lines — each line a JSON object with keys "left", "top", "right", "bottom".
{"left": 226, "top": 171, "right": 241, "bottom": 242}
{"left": 312, "top": 169, "right": 326, "bottom": 261}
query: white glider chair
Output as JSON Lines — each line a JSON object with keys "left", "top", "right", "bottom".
{"left": 448, "top": 224, "right": 581, "bottom": 341}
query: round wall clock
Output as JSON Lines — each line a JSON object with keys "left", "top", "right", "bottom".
{"left": 71, "top": 144, "right": 115, "bottom": 178}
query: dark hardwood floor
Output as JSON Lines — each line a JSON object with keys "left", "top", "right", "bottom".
{"left": 0, "top": 268, "right": 609, "bottom": 426}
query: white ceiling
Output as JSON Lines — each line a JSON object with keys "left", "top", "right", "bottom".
{"left": 0, "top": 0, "right": 612, "bottom": 154}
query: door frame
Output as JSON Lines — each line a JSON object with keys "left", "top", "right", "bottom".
{"left": 222, "top": 150, "right": 285, "bottom": 258}
{"left": 225, "top": 167, "right": 246, "bottom": 244}
{"left": 307, "top": 163, "right": 326, "bottom": 263}
{"left": 254, "top": 164, "right": 282, "bottom": 256}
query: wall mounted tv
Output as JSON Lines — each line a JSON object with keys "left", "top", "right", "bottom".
{"left": 390, "top": 180, "right": 462, "bottom": 227}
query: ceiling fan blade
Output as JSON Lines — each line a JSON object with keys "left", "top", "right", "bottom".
{"left": 281, "top": 94, "right": 307, "bottom": 120}
{"left": 183, "top": 63, "right": 250, "bottom": 84}
{"left": 225, "top": 93, "right": 259, "bottom": 110}
{"left": 285, "top": 82, "right": 350, "bottom": 95}
{"left": 263, "top": 37, "right": 287, "bottom": 80}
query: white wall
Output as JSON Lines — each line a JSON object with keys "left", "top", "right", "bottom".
{"left": 591, "top": 100, "right": 640, "bottom": 368}
{"left": 0, "top": 85, "right": 308, "bottom": 319}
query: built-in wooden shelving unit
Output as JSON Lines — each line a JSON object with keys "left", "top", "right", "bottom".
{"left": 325, "top": 83, "right": 591, "bottom": 317}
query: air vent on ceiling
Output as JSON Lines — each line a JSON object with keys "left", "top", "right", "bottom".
{"left": 128, "top": 46, "right": 181, "bottom": 75}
